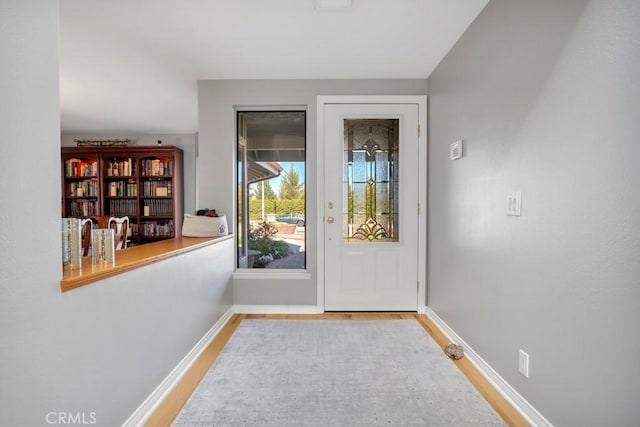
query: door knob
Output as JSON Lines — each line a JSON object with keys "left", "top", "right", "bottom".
{"left": 327, "top": 216, "right": 334, "bottom": 224}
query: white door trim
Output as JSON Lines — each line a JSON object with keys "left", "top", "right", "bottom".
{"left": 316, "top": 95, "right": 427, "bottom": 312}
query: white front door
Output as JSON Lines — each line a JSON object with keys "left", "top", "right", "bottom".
{"left": 322, "top": 101, "right": 421, "bottom": 311}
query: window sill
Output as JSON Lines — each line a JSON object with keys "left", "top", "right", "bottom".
{"left": 61, "top": 235, "right": 234, "bottom": 293}
{"left": 232, "top": 270, "right": 312, "bottom": 281}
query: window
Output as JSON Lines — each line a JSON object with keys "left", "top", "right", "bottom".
{"left": 237, "top": 111, "right": 306, "bottom": 269}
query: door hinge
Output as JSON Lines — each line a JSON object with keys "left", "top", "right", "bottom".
{"left": 418, "top": 124, "right": 421, "bottom": 137}
{"left": 418, "top": 203, "right": 421, "bottom": 215}
{"left": 417, "top": 280, "right": 420, "bottom": 291}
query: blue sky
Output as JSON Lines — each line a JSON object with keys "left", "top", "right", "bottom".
{"left": 267, "top": 161, "right": 305, "bottom": 196}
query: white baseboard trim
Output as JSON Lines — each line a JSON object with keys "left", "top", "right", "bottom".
{"left": 122, "top": 306, "right": 235, "bottom": 427}
{"left": 324, "top": 305, "right": 418, "bottom": 311}
{"left": 234, "top": 305, "right": 323, "bottom": 314}
{"left": 424, "top": 307, "right": 552, "bottom": 427}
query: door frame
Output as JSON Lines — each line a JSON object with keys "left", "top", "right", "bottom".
{"left": 316, "top": 95, "right": 427, "bottom": 312}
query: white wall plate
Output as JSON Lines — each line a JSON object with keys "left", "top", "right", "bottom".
{"left": 450, "top": 140, "right": 463, "bottom": 160}
{"left": 507, "top": 191, "right": 522, "bottom": 216}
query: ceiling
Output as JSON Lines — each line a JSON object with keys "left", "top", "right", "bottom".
{"left": 59, "top": 0, "right": 488, "bottom": 135}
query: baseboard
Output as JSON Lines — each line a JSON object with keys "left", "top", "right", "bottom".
{"left": 122, "top": 306, "right": 235, "bottom": 427}
{"left": 234, "top": 305, "right": 323, "bottom": 314}
{"left": 324, "top": 305, "right": 419, "bottom": 311}
{"left": 424, "top": 307, "right": 552, "bottom": 427}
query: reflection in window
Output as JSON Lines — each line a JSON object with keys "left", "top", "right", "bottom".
{"left": 237, "top": 111, "right": 306, "bottom": 269}
{"left": 344, "top": 119, "right": 399, "bottom": 243}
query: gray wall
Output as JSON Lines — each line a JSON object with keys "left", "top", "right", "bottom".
{"left": 61, "top": 133, "right": 198, "bottom": 215}
{"left": 198, "top": 79, "right": 427, "bottom": 306}
{"left": 427, "top": 0, "right": 640, "bottom": 425}
{"left": 0, "top": 3, "right": 233, "bottom": 425}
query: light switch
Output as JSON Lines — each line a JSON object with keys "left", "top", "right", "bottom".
{"left": 450, "top": 140, "right": 463, "bottom": 160}
{"left": 507, "top": 191, "right": 522, "bottom": 216}
{"left": 519, "top": 349, "right": 530, "bottom": 378}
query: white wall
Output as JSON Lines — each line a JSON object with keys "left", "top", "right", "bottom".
{"left": 0, "top": 4, "right": 233, "bottom": 425}
{"left": 198, "top": 79, "right": 428, "bottom": 306}
{"left": 427, "top": 0, "right": 640, "bottom": 424}
{"left": 61, "top": 133, "right": 198, "bottom": 215}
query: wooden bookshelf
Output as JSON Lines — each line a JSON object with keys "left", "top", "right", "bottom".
{"left": 61, "top": 146, "right": 184, "bottom": 246}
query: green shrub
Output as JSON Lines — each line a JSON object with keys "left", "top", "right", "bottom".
{"left": 248, "top": 222, "right": 291, "bottom": 267}
{"left": 248, "top": 196, "right": 305, "bottom": 220}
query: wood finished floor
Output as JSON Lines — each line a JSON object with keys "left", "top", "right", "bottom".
{"left": 145, "top": 313, "right": 529, "bottom": 427}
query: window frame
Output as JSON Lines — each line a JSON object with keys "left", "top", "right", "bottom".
{"left": 235, "top": 108, "right": 308, "bottom": 273}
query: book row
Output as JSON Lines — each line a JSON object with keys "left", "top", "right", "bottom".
{"left": 108, "top": 181, "right": 138, "bottom": 197}
{"left": 67, "top": 180, "right": 98, "bottom": 197}
{"left": 141, "top": 180, "right": 172, "bottom": 196}
{"left": 142, "top": 199, "right": 173, "bottom": 216}
{"left": 65, "top": 159, "right": 98, "bottom": 177}
{"left": 66, "top": 158, "right": 173, "bottom": 178}
{"left": 140, "top": 159, "right": 173, "bottom": 176}
{"left": 108, "top": 199, "right": 137, "bottom": 217}
{"left": 68, "top": 192, "right": 175, "bottom": 217}
{"left": 139, "top": 220, "right": 174, "bottom": 237}
{"left": 105, "top": 158, "right": 135, "bottom": 177}
{"left": 70, "top": 200, "right": 98, "bottom": 217}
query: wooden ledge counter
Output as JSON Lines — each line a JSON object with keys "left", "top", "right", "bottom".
{"left": 61, "top": 235, "right": 234, "bottom": 292}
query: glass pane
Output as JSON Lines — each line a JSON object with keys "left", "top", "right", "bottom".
{"left": 237, "top": 142, "right": 245, "bottom": 261}
{"left": 376, "top": 185, "right": 389, "bottom": 214}
{"left": 351, "top": 151, "right": 367, "bottom": 183}
{"left": 236, "top": 111, "right": 306, "bottom": 269}
{"left": 375, "top": 151, "right": 389, "bottom": 182}
{"left": 343, "top": 119, "right": 399, "bottom": 243}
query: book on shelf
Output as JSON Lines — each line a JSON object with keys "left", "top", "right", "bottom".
{"left": 70, "top": 200, "right": 97, "bottom": 217}
{"left": 65, "top": 158, "right": 98, "bottom": 177}
{"left": 106, "top": 180, "right": 138, "bottom": 197}
{"left": 108, "top": 199, "right": 137, "bottom": 217}
{"left": 142, "top": 180, "right": 171, "bottom": 196}
{"left": 142, "top": 159, "right": 173, "bottom": 176}
{"left": 68, "top": 180, "right": 97, "bottom": 197}
{"left": 127, "top": 182, "right": 137, "bottom": 196}
{"left": 156, "top": 186, "right": 168, "bottom": 197}
{"left": 142, "top": 199, "right": 173, "bottom": 216}
{"left": 141, "top": 220, "right": 174, "bottom": 237}
{"left": 107, "top": 158, "right": 135, "bottom": 177}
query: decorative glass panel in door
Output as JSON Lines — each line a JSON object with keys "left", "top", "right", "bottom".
{"left": 343, "top": 119, "right": 399, "bottom": 243}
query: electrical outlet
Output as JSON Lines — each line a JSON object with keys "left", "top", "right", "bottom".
{"left": 519, "top": 349, "right": 530, "bottom": 378}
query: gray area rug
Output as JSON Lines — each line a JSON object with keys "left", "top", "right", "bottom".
{"left": 172, "top": 319, "right": 505, "bottom": 426}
